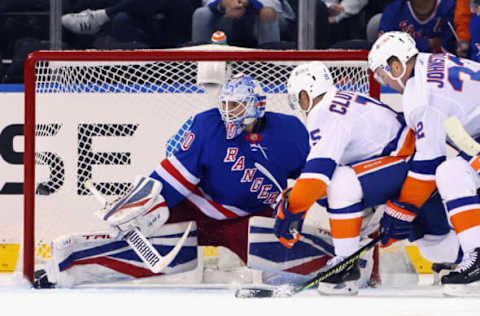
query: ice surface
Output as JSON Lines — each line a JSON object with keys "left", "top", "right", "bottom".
{"left": 1, "top": 274, "right": 479, "bottom": 316}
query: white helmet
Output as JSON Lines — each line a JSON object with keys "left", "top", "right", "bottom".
{"left": 287, "top": 61, "right": 334, "bottom": 114}
{"left": 368, "top": 31, "right": 418, "bottom": 87}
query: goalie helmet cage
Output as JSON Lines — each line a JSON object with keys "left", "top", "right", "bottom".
{"left": 23, "top": 47, "right": 380, "bottom": 285}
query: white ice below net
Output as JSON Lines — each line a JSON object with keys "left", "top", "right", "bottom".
{"left": 1, "top": 274, "right": 480, "bottom": 316}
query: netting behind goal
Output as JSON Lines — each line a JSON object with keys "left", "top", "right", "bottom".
{"left": 23, "top": 46, "right": 378, "bottom": 283}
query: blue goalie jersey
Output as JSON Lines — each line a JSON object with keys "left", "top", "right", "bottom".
{"left": 150, "top": 109, "right": 310, "bottom": 220}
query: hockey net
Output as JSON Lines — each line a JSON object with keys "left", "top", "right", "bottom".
{"left": 23, "top": 46, "right": 379, "bottom": 285}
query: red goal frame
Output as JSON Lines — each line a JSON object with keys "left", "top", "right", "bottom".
{"left": 23, "top": 49, "right": 379, "bottom": 284}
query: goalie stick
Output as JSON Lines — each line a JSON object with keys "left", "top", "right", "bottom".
{"left": 85, "top": 180, "right": 192, "bottom": 274}
{"left": 444, "top": 116, "right": 480, "bottom": 156}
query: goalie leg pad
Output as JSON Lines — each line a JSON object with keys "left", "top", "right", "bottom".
{"left": 47, "top": 221, "right": 198, "bottom": 287}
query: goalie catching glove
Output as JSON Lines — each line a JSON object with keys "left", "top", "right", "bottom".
{"left": 380, "top": 199, "right": 419, "bottom": 247}
{"left": 97, "top": 176, "right": 169, "bottom": 238}
{"left": 273, "top": 188, "right": 306, "bottom": 248}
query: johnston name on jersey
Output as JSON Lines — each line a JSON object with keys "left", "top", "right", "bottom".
{"left": 150, "top": 109, "right": 310, "bottom": 220}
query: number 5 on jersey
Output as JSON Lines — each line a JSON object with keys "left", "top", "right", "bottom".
{"left": 310, "top": 129, "right": 321, "bottom": 146}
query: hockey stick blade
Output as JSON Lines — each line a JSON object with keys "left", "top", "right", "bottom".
{"left": 444, "top": 116, "right": 480, "bottom": 156}
{"left": 85, "top": 180, "right": 191, "bottom": 274}
{"left": 150, "top": 221, "right": 192, "bottom": 273}
{"left": 235, "top": 234, "right": 382, "bottom": 298}
{"left": 124, "top": 222, "right": 192, "bottom": 273}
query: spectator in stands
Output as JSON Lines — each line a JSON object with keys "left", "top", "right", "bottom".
{"left": 364, "top": 0, "right": 395, "bottom": 43}
{"left": 0, "top": 0, "right": 49, "bottom": 12}
{"left": 378, "top": 0, "right": 457, "bottom": 54}
{"left": 0, "top": 0, "right": 50, "bottom": 82}
{"left": 470, "top": 0, "right": 480, "bottom": 62}
{"left": 454, "top": 0, "right": 473, "bottom": 57}
{"left": 191, "top": 0, "right": 295, "bottom": 48}
{"left": 61, "top": 0, "right": 196, "bottom": 48}
{"left": 314, "top": 0, "right": 369, "bottom": 49}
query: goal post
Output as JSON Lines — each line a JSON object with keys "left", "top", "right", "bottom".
{"left": 23, "top": 47, "right": 379, "bottom": 284}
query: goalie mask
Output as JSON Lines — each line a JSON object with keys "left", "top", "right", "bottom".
{"left": 218, "top": 74, "right": 266, "bottom": 139}
{"left": 287, "top": 61, "right": 334, "bottom": 115}
{"left": 368, "top": 31, "right": 418, "bottom": 90}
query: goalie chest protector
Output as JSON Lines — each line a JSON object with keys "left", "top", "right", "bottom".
{"left": 151, "top": 109, "right": 310, "bottom": 219}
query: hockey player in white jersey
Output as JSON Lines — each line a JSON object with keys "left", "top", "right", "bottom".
{"left": 274, "top": 61, "right": 418, "bottom": 295}
{"left": 369, "top": 31, "right": 480, "bottom": 295}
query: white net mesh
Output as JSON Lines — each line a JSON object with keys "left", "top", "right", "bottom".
{"left": 26, "top": 47, "right": 374, "bottom": 276}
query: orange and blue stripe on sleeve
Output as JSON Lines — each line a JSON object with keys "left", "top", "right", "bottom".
{"left": 287, "top": 157, "right": 336, "bottom": 214}
{"left": 288, "top": 178, "right": 328, "bottom": 214}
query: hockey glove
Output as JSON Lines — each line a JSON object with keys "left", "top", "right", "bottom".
{"left": 380, "top": 199, "right": 419, "bottom": 247}
{"left": 98, "top": 176, "right": 170, "bottom": 238}
{"left": 273, "top": 188, "right": 306, "bottom": 248}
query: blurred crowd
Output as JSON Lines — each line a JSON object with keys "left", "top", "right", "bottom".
{"left": 0, "top": 0, "right": 479, "bottom": 83}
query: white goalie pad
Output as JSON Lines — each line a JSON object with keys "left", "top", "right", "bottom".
{"left": 44, "top": 221, "right": 198, "bottom": 287}
{"left": 98, "top": 176, "right": 169, "bottom": 237}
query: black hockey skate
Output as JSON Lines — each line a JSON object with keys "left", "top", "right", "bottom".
{"left": 441, "top": 247, "right": 480, "bottom": 296}
{"left": 33, "top": 269, "right": 56, "bottom": 289}
{"left": 317, "top": 257, "right": 360, "bottom": 295}
{"left": 431, "top": 262, "right": 457, "bottom": 285}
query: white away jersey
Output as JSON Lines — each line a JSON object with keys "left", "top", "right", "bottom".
{"left": 301, "top": 89, "right": 412, "bottom": 185}
{"left": 403, "top": 53, "right": 480, "bottom": 181}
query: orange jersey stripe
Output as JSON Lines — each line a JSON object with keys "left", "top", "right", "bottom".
{"left": 396, "top": 129, "right": 416, "bottom": 157}
{"left": 398, "top": 176, "right": 437, "bottom": 208}
{"left": 470, "top": 156, "right": 480, "bottom": 172}
{"left": 450, "top": 209, "right": 480, "bottom": 233}
{"left": 352, "top": 156, "right": 404, "bottom": 176}
{"left": 329, "top": 217, "right": 363, "bottom": 239}
{"left": 288, "top": 178, "right": 327, "bottom": 214}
